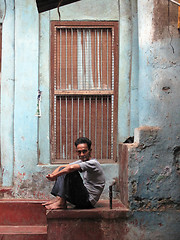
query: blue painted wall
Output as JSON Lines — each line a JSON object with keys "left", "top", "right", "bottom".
{"left": 0, "top": 0, "right": 120, "bottom": 198}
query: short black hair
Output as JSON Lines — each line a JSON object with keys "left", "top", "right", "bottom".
{"left": 75, "top": 137, "right": 92, "bottom": 150}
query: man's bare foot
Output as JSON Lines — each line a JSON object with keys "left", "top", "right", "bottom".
{"left": 45, "top": 197, "right": 67, "bottom": 210}
{"left": 42, "top": 196, "right": 60, "bottom": 206}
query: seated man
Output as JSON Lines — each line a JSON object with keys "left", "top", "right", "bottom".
{"left": 43, "top": 137, "right": 105, "bottom": 210}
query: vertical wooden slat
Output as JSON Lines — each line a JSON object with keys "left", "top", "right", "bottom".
{"left": 71, "top": 98, "right": 74, "bottom": 159}
{"left": 60, "top": 97, "right": 62, "bottom": 158}
{"left": 106, "top": 29, "right": 109, "bottom": 89}
{"left": 89, "top": 97, "right": 91, "bottom": 139}
{"left": 65, "top": 97, "right": 67, "bottom": 159}
{"left": 60, "top": 29, "right": 62, "bottom": 89}
{"left": 56, "top": 97, "right": 60, "bottom": 159}
{"left": 95, "top": 30, "right": 97, "bottom": 88}
{"left": 77, "top": 97, "right": 80, "bottom": 138}
{"left": 67, "top": 29, "right": 71, "bottom": 89}
{"left": 61, "top": 29, "right": 66, "bottom": 89}
{"left": 101, "top": 97, "right": 103, "bottom": 159}
{"left": 90, "top": 97, "right": 95, "bottom": 157}
{"left": 65, "top": 29, "right": 67, "bottom": 89}
{"left": 73, "top": 97, "right": 78, "bottom": 159}
{"left": 95, "top": 97, "right": 97, "bottom": 158}
{"left": 96, "top": 96, "right": 102, "bottom": 159}
{"left": 106, "top": 97, "right": 109, "bottom": 158}
{"left": 83, "top": 97, "right": 85, "bottom": 136}
{"left": 66, "top": 97, "right": 72, "bottom": 159}
{"left": 108, "top": 30, "right": 112, "bottom": 89}
{"left": 100, "top": 29, "right": 103, "bottom": 89}
{"left": 71, "top": 29, "right": 73, "bottom": 89}
{"left": 73, "top": 29, "right": 78, "bottom": 89}
{"left": 85, "top": 97, "right": 90, "bottom": 138}
{"left": 61, "top": 97, "right": 66, "bottom": 158}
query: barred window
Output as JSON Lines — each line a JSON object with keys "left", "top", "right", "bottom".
{"left": 50, "top": 21, "right": 119, "bottom": 163}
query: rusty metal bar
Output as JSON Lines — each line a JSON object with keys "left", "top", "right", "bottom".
{"left": 60, "top": 97, "right": 62, "bottom": 158}
{"left": 101, "top": 29, "right": 103, "bottom": 89}
{"left": 65, "top": 29, "right": 67, "bottom": 89}
{"left": 107, "top": 29, "right": 109, "bottom": 88}
{"left": 109, "top": 179, "right": 116, "bottom": 209}
{"left": 101, "top": 97, "right": 103, "bottom": 159}
{"left": 107, "top": 97, "right": 109, "bottom": 158}
{"left": 89, "top": 97, "right": 91, "bottom": 139}
{"left": 111, "top": 95, "right": 114, "bottom": 159}
{"left": 65, "top": 96, "right": 67, "bottom": 159}
{"left": 60, "top": 29, "right": 62, "bottom": 89}
{"left": 95, "top": 30, "right": 97, "bottom": 88}
{"left": 77, "top": 97, "right": 79, "bottom": 139}
{"left": 71, "top": 98, "right": 74, "bottom": 159}
{"left": 95, "top": 97, "right": 97, "bottom": 158}
{"left": 71, "top": 28, "right": 73, "bottom": 89}
{"left": 83, "top": 97, "right": 85, "bottom": 136}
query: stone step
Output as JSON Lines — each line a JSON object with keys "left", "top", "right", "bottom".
{"left": 0, "top": 199, "right": 48, "bottom": 240}
{"left": 0, "top": 199, "right": 47, "bottom": 226}
{"left": 0, "top": 233, "right": 47, "bottom": 240}
{"left": 0, "top": 199, "right": 130, "bottom": 240}
{"left": 47, "top": 199, "right": 129, "bottom": 219}
{"left": 0, "top": 225, "right": 47, "bottom": 234}
{"left": 46, "top": 199, "right": 130, "bottom": 240}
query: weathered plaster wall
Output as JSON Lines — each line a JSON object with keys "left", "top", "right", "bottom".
{"left": 0, "top": 0, "right": 119, "bottom": 199}
{"left": 0, "top": 0, "right": 15, "bottom": 186}
{"left": 134, "top": 0, "right": 180, "bottom": 208}
{"left": 118, "top": 0, "right": 139, "bottom": 142}
{"left": 138, "top": 0, "right": 180, "bottom": 130}
{"left": 126, "top": 126, "right": 180, "bottom": 210}
{"left": 126, "top": 210, "right": 180, "bottom": 240}
{"left": 119, "top": 0, "right": 180, "bottom": 238}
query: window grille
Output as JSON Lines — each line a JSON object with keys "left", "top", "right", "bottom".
{"left": 51, "top": 21, "right": 119, "bottom": 163}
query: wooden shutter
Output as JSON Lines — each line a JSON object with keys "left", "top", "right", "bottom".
{"left": 51, "top": 21, "right": 119, "bottom": 163}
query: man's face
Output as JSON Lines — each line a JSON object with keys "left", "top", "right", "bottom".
{"left": 76, "top": 143, "right": 91, "bottom": 161}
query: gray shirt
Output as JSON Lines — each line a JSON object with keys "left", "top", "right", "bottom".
{"left": 72, "top": 159, "right": 105, "bottom": 206}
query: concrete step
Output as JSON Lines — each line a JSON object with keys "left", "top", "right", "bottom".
{"left": 0, "top": 234, "right": 47, "bottom": 240}
{"left": 0, "top": 226, "right": 47, "bottom": 240}
{"left": 0, "top": 199, "right": 130, "bottom": 240}
{"left": 46, "top": 199, "right": 130, "bottom": 240}
{"left": 0, "top": 199, "right": 48, "bottom": 240}
{"left": 0, "top": 199, "right": 47, "bottom": 226}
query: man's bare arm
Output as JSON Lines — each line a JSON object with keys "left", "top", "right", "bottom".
{"left": 51, "top": 165, "right": 68, "bottom": 175}
{"left": 46, "top": 164, "right": 81, "bottom": 181}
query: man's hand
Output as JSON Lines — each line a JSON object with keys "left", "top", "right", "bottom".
{"left": 46, "top": 164, "right": 81, "bottom": 181}
{"left": 46, "top": 174, "right": 57, "bottom": 181}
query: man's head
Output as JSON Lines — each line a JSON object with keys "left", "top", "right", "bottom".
{"left": 75, "top": 137, "right": 92, "bottom": 161}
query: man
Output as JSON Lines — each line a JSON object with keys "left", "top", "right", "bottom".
{"left": 43, "top": 137, "right": 105, "bottom": 210}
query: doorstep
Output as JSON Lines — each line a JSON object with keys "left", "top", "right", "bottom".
{"left": 46, "top": 199, "right": 130, "bottom": 220}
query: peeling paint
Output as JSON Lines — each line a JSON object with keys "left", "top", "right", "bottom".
{"left": 153, "top": 0, "right": 179, "bottom": 41}
{"left": 173, "top": 146, "right": 180, "bottom": 174}
{"left": 155, "top": 166, "right": 172, "bottom": 182}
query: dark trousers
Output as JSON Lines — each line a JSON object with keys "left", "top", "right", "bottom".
{"left": 51, "top": 169, "right": 93, "bottom": 209}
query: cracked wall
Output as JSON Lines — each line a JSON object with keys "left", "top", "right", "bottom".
{"left": 119, "top": 126, "right": 180, "bottom": 211}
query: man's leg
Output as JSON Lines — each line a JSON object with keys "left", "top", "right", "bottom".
{"left": 44, "top": 169, "right": 93, "bottom": 209}
{"left": 64, "top": 171, "right": 93, "bottom": 209}
{"left": 43, "top": 168, "right": 67, "bottom": 209}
